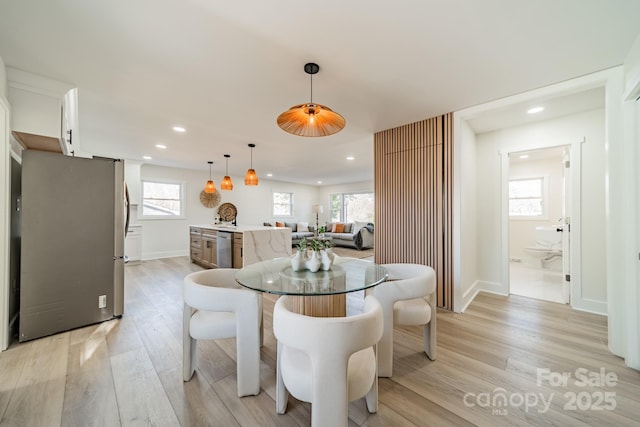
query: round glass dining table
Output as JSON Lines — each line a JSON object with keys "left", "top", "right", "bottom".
{"left": 235, "top": 256, "right": 388, "bottom": 317}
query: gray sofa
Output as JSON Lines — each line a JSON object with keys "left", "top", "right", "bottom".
{"left": 266, "top": 221, "right": 374, "bottom": 250}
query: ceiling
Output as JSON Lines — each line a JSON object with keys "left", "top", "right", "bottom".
{"left": 0, "top": 1, "right": 638, "bottom": 186}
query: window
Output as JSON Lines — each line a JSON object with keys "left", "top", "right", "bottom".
{"left": 330, "top": 192, "right": 374, "bottom": 223}
{"left": 141, "top": 180, "right": 184, "bottom": 217}
{"left": 509, "top": 177, "right": 545, "bottom": 218}
{"left": 273, "top": 192, "right": 293, "bottom": 216}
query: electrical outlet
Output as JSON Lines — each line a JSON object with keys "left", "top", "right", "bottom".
{"left": 98, "top": 295, "right": 107, "bottom": 308}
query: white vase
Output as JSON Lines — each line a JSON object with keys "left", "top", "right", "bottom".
{"left": 320, "top": 249, "right": 334, "bottom": 271}
{"left": 305, "top": 250, "right": 321, "bottom": 273}
{"left": 290, "top": 249, "right": 306, "bottom": 271}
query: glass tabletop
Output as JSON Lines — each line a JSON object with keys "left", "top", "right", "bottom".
{"left": 235, "top": 256, "right": 388, "bottom": 296}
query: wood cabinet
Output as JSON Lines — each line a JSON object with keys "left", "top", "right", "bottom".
{"left": 201, "top": 230, "right": 218, "bottom": 268}
{"left": 190, "top": 227, "right": 203, "bottom": 264}
{"left": 233, "top": 233, "right": 243, "bottom": 268}
{"left": 190, "top": 226, "right": 224, "bottom": 269}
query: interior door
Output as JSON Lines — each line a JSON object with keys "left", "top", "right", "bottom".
{"left": 561, "top": 147, "right": 571, "bottom": 304}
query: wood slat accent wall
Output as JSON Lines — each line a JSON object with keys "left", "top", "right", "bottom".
{"left": 374, "top": 113, "right": 453, "bottom": 310}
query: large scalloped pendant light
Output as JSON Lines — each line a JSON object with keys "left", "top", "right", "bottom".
{"left": 277, "top": 63, "right": 345, "bottom": 137}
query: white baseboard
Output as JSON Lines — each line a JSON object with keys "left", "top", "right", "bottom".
{"left": 460, "top": 281, "right": 480, "bottom": 312}
{"left": 459, "top": 280, "right": 508, "bottom": 312}
{"left": 572, "top": 298, "right": 607, "bottom": 316}
{"left": 142, "top": 250, "right": 188, "bottom": 261}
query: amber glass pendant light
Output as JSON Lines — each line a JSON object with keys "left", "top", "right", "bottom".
{"left": 277, "top": 63, "right": 345, "bottom": 137}
{"left": 244, "top": 144, "right": 258, "bottom": 186}
{"left": 204, "top": 161, "right": 217, "bottom": 193}
{"left": 221, "top": 154, "right": 233, "bottom": 190}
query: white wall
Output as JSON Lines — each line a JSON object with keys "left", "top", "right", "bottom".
{"left": 137, "top": 164, "right": 319, "bottom": 259}
{"left": 509, "top": 154, "right": 563, "bottom": 262}
{"left": 475, "top": 109, "right": 606, "bottom": 312}
{"left": 457, "top": 120, "right": 478, "bottom": 311}
{"left": 624, "top": 34, "right": 640, "bottom": 92}
{"left": 0, "top": 57, "right": 7, "bottom": 100}
{"left": 0, "top": 56, "right": 10, "bottom": 350}
{"left": 608, "top": 33, "right": 640, "bottom": 368}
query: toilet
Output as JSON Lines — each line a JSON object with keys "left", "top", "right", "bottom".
{"left": 524, "top": 225, "right": 563, "bottom": 266}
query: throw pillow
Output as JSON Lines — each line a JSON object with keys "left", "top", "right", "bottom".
{"left": 285, "top": 222, "right": 297, "bottom": 232}
{"left": 343, "top": 223, "right": 353, "bottom": 233}
{"left": 297, "top": 222, "right": 309, "bottom": 232}
{"left": 263, "top": 222, "right": 273, "bottom": 227}
{"left": 275, "top": 221, "right": 284, "bottom": 227}
{"left": 333, "top": 223, "right": 345, "bottom": 233}
{"left": 325, "top": 223, "right": 334, "bottom": 233}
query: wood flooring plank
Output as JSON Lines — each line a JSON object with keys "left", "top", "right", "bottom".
{"left": 61, "top": 335, "right": 121, "bottom": 426}
{"left": 212, "top": 374, "right": 301, "bottom": 427}
{"left": 0, "top": 333, "right": 69, "bottom": 427}
{"left": 134, "top": 310, "right": 183, "bottom": 375}
{"left": 158, "top": 366, "right": 240, "bottom": 427}
{"left": 0, "top": 340, "right": 32, "bottom": 422}
{"left": 110, "top": 347, "right": 180, "bottom": 426}
{"left": 377, "top": 379, "right": 475, "bottom": 427}
{"left": 105, "top": 315, "right": 145, "bottom": 358}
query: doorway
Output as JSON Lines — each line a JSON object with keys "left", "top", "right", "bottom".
{"left": 507, "top": 146, "right": 567, "bottom": 303}
{"left": 501, "top": 140, "right": 581, "bottom": 308}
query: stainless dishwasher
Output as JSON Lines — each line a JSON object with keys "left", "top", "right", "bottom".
{"left": 216, "top": 231, "right": 233, "bottom": 268}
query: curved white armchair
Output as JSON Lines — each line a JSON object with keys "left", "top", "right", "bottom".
{"left": 183, "top": 268, "right": 262, "bottom": 397}
{"left": 368, "top": 263, "right": 437, "bottom": 377}
{"left": 273, "top": 295, "right": 383, "bottom": 427}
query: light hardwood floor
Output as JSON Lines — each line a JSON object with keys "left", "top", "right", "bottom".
{"left": 1, "top": 257, "right": 638, "bottom": 426}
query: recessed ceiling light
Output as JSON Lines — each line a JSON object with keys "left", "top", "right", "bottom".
{"left": 527, "top": 106, "right": 544, "bottom": 114}
{"left": 346, "top": 156, "right": 355, "bottom": 160}
{"left": 155, "top": 144, "right": 167, "bottom": 149}
{"left": 519, "top": 154, "right": 529, "bottom": 159}
{"left": 267, "top": 173, "right": 273, "bottom": 177}
{"left": 173, "top": 126, "right": 186, "bottom": 132}
{"left": 143, "top": 155, "right": 152, "bottom": 160}
{"left": 317, "top": 181, "right": 322, "bottom": 184}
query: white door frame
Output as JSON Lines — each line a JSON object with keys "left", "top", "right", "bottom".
{"left": 500, "top": 140, "right": 582, "bottom": 308}
{"left": 0, "top": 95, "right": 10, "bottom": 350}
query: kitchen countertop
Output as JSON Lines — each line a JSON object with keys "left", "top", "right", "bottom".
{"left": 191, "top": 224, "right": 283, "bottom": 233}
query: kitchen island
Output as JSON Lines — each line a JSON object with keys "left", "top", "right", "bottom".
{"left": 189, "top": 224, "right": 291, "bottom": 268}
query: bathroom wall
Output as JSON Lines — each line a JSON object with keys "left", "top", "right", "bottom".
{"left": 508, "top": 151, "right": 564, "bottom": 263}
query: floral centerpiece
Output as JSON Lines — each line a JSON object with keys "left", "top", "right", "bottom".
{"left": 290, "top": 236, "right": 335, "bottom": 272}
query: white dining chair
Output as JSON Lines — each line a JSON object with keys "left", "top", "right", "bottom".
{"left": 183, "top": 268, "right": 262, "bottom": 397}
{"left": 273, "top": 294, "right": 383, "bottom": 427}
{"left": 368, "top": 263, "right": 437, "bottom": 377}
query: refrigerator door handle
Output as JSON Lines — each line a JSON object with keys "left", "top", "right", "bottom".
{"left": 124, "top": 182, "right": 130, "bottom": 237}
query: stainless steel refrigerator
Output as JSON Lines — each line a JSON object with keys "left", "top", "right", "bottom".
{"left": 19, "top": 150, "right": 127, "bottom": 342}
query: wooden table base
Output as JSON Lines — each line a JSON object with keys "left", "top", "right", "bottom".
{"left": 289, "top": 294, "right": 346, "bottom": 317}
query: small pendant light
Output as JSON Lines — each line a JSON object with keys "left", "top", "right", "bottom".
{"left": 204, "top": 161, "right": 217, "bottom": 193}
{"left": 221, "top": 154, "right": 233, "bottom": 190}
{"left": 244, "top": 144, "right": 259, "bottom": 186}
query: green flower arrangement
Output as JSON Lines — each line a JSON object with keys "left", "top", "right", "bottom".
{"left": 297, "top": 236, "right": 333, "bottom": 252}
